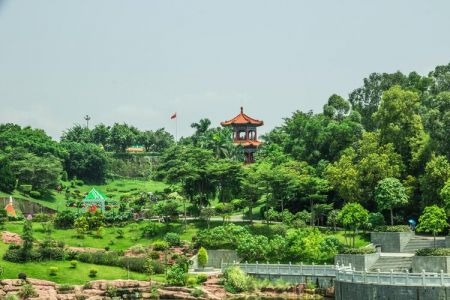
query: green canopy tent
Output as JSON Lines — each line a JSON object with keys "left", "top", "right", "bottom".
{"left": 82, "top": 188, "right": 109, "bottom": 212}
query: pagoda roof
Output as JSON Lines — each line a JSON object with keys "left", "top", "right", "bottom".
{"left": 234, "top": 140, "right": 262, "bottom": 147}
{"left": 84, "top": 188, "right": 108, "bottom": 200}
{"left": 221, "top": 107, "right": 264, "bottom": 126}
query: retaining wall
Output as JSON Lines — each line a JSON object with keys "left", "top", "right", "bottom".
{"left": 370, "top": 232, "right": 414, "bottom": 252}
{"left": 335, "top": 280, "right": 450, "bottom": 300}
{"left": 413, "top": 256, "right": 450, "bottom": 273}
{"left": 334, "top": 253, "right": 380, "bottom": 271}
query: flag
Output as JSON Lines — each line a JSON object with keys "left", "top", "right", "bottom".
{"left": 170, "top": 113, "right": 177, "bottom": 119}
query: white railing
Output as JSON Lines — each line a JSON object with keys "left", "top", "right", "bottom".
{"left": 336, "top": 268, "right": 450, "bottom": 287}
{"left": 221, "top": 262, "right": 342, "bottom": 277}
{"left": 221, "top": 262, "right": 450, "bottom": 287}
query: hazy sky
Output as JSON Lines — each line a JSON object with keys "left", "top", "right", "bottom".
{"left": 1, "top": 1, "right": 449, "bottom": 139}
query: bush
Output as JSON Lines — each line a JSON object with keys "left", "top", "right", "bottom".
{"left": 373, "top": 225, "right": 411, "bottom": 232}
{"left": 196, "top": 273, "right": 208, "bottom": 284}
{"left": 149, "top": 251, "right": 160, "bottom": 260}
{"left": 18, "top": 284, "right": 38, "bottom": 299}
{"left": 19, "top": 184, "right": 33, "bottom": 193}
{"left": 164, "top": 232, "right": 181, "bottom": 247}
{"left": 340, "top": 247, "right": 376, "bottom": 254}
{"left": 89, "top": 268, "right": 98, "bottom": 277}
{"left": 49, "top": 266, "right": 58, "bottom": 276}
{"left": 416, "top": 248, "right": 450, "bottom": 256}
{"left": 33, "top": 213, "right": 52, "bottom": 223}
{"left": 29, "top": 191, "right": 41, "bottom": 198}
{"left": 54, "top": 210, "right": 76, "bottom": 229}
{"left": 58, "top": 284, "right": 74, "bottom": 292}
{"left": 153, "top": 241, "right": 169, "bottom": 251}
{"left": 142, "top": 222, "right": 164, "bottom": 238}
{"left": 146, "top": 259, "right": 165, "bottom": 274}
{"left": 130, "top": 244, "right": 146, "bottom": 255}
{"left": 197, "top": 247, "right": 208, "bottom": 268}
{"left": 70, "top": 260, "right": 78, "bottom": 268}
{"left": 166, "top": 264, "right": 187, "bottom": 286}
{"left": 190, "top": 288, "right": 204, "bottom": 298}
{"left": 186, "top": 276, "right": 197, "bottom": 287}
{"left": 18, "top": 272, "right": 27, "bottom": 280}
{"left": 223, "top": 266, "right": 255, "bottom": 293}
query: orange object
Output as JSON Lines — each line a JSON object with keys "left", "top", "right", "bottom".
{"left": 5, "top": 197, "right": 16, "bottom": 217}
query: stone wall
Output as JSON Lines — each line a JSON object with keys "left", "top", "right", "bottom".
{"left": 370, "top": 232, "right": 414, "bottom": 252}
{"left": 334, "top": 253, "right": 380, "bottom": 271}
{"left": 412, "top": 256, "right": 450, "bottom": 273}
{"left": 0, "top": 278, "right": 209, "bottom": 300}
{"left": 191, "top": 249, "right": 239, "bottom": 270}
{"left": 335, "top": 280, "right": 450, "bottom": 300}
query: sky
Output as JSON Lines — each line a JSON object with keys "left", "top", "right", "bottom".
{"left": 0, "top": 0, "right": 449, "bottom": 140}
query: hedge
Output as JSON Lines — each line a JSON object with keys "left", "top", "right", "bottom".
{"left": 416, "top": 248, "right": 450, "bottom": 256}
{"left": 339, "top": 247, "right": 377, "bottom": 254}
{"left": 373, "top": 225, "right": 411, "bottom": 232}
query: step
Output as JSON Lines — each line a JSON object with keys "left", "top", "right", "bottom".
{"left": 369, "top": 256, "right": 413, "bottom": 272}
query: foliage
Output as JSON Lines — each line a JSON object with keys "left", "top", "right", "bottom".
{"left": 164, "top": 232, "right": 181, "bottom": 247}
{"left": 417, "top": 205, "right": 448, "bottom": 246}
{"left": 420, "top": 155, "right": 450, "bottom": 206}
{"left": 375, "top": 178, "right": 409, "bottom": 225}
{"left": 49, "top": 266, "right": 58, "bottom": 276}
{"left": 416, "top": 248, "right": 450, "bottom": 256}
{"left": 142, "top": 222, "right": 164, "bottom": 238}
{"left": 18, "top": 284, "right": 38, "bottom": 299}
{"left": 338, "top": 203, "right": 369, "bottom": 248}
{"left": 89, "top": 268, "right": 98, "bottom": 277}
{"left": 166, "top": 264, "right": 187, "bottom": 286}
{"left": 54, "top": 210, "right": 76, "bottom": 229}
{"left": 373, "top": 225, "right": 411, "bottom": 232}
{"left": 339, "top": 247, "right": 376, "bottom": 254}
{"left": 223, "top": 266, "right": 255, "bottom": 293}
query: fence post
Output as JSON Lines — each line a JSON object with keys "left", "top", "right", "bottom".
{"left": 312, "top": 262, "right": 315, "bottom": 276}
{"left": 441, "top": 270, "right": 444, "bottom": 286}
{"left": 377, "top": 269, "right": 380, "bottom": 284}
{"left": 390, "top": 269, "right": 393, "bottom": 285}
{"left": 364, "top": 269, "right": 367, "bottom": 284}
{"left": 289, "top": 262, "right": 292, "bottom": 275}
{"left": 406, "top": 270, "right": 409, "bottom": 286}
{"left": 300, "top": 262, "right": 303, "bottom": 275}
{"left": 256, "top": 261, "right": 258, "bottom": 274}
{"left": 422, "top": 270, "right": 425, "bottom": 286}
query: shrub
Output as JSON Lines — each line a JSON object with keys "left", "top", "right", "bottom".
{"left": 373, "top": 225, "right": 411, "bottom": 232}
{"left": 29, "top": 191, "right": 41, "bottom": 198}
{"left": 190, "top": 288, "right": 204, "bottom": 298}
{"left": 416, "top": 248, "right": 450, "bottom": 256}
{"left": 58, "top": 284, "right": 74, "bottom": 292}
{"left": 49, "top": 266, "right": 58, "bottom": 276}
{"left": 54, "top": 210, "right": 76, "bottom": 229}
{"left": 153, "top": 241, "right": 169, "bottom": 251}
{"left": 271, "top": 224, "right": 288, "bottom": 236}
{"left": 19, "top": 184, "right": 33, "bottom": 193}
{"left": 70, "top": 260, "right": 78, "bottom": 268}
{"left": 34, "top": 213, "right": 52, "bottom": 223}
{"left": 4, "top": 294, "right": 19, "bottom": 300}
{"left": 18, "top": 284, "right": 38, "bottom": 299}
{"left": 116, "top": 228, "right": 125, "bottom": 239}
{"left": 223, "top": 266, "right": 255, "bottom": 293}
{"left": 340, "top": 247, "right": 376, "bottom": 254}
{"left": 149, "top": 251, "right": 160, "bottom": 260}
{"left": 196, "top": 273, "right": 208, "bottom": 284}
{"left": 197, "top": 247, "right": 208, "bottom": 269}
{"left": 164, "top": 232, "right": 181, "bottom": 247}
{"left": 105, "top": 284, "right": 117, "bottom": 297}
{"left": 130, "top": 244, "right": 146, "bottom": 255}
{"left": 186, "top": 276, "right": 197, "bottom": 287}
{"left": 166, "top": 264, "right": 187, "bottom": 286}
{"left": 89, "top": 268, "right": 98, "bottom": 277}
{"left": 18, "top": 272, "right": 27, "bottom": 280}
{"left": 146, "top": 259, "right": 165, "bottom": 274}
{"left": 142, "top": 222, "right": 164, "bottom": 238}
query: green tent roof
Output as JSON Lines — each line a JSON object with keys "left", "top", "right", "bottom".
{"left": 84, "top": 188, "right": 108, "bottom": 200}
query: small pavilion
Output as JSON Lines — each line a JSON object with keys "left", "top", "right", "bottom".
{"left": 5, "top": 196, "right": 16, "bottom": 217}
{"left": 221, "top": 107, "right": 264, "bottom": 163}
{"left": 82, "top": 188, "right": 108, "bottom": 212}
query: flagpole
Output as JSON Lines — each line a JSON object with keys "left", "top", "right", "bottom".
{"left": 176, "top": 113, "right": 178, "bottom": 143}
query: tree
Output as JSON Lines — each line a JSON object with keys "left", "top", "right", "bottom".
{"left": 0, "top": 156, "right": 15, "bottom": 193}
{"left": 9, "top": 151, "right": 63, "bottom": 194}
{"left": 240, "top": 165, "right": 264, "bottom": 224}
{"left": 375, "top": 178, "right": 409, "bottom": 225}
{"left": 420, "top": 154, "right": 450, "bottom": 206}
{"left": 200, "top": 207, "right": 215, "bottom": 229}
{"left": 338, "top": 203, "right": 369, "bottom": 248}
{"left": 416, "top": 205, "right": 448, "bottom": 247}
{"left": 61, "top": 142, "right": 108, "bottom": 183}
{"left": 374, "top": 86, "right": 428, "bottom": 170}
{"left": 327, "top": 209, "right": 340, "bottom": 231}
{"left": 61, "top": 124, "right": 92, "bottom": 143}
{"left": 91, "top": 124, "right": 110, "bottom": 147}
{"left": 0, "top": 209, "right": 7, "bottom": 228}
{"left": 21, "top": 219, "right": 34, "bottom": 261}
{"left": 440, "top": 180, "right": 450, "bottom": 212}
{"left": 74, "top": 216, "right": 89, "bottom": 238}
{"left": 109, "top": 123, "right": 136, "bottom": 152}
{"left": 197, "top": 247, "right": 208, "bottom": 269}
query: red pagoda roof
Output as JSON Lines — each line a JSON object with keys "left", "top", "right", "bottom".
{"left": 221, "top": 107, "right": 264, "bottom": 126}
{"left": 234, "top": 140, "right": 262, "bottom": 147}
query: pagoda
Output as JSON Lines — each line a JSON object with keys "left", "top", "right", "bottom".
{"left": 221, "top": 107, "right": 264, "bottom": 163}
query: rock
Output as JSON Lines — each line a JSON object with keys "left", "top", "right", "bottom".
{"left": 1, "top": 231, "right": 22, "bottom": 244}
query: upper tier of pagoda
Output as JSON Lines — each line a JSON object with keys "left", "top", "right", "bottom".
{"left": 220, "top": 107, "right": 264, "bottom": 127}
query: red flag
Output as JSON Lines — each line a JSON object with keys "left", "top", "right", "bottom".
{"left": 170, "top": 113, "right": 177, "bottom": 119}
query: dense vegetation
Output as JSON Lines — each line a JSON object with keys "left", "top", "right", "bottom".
{"left": 0, "top": 62, "right": 450, "bottom": 285}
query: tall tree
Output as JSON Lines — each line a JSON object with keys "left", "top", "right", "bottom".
{"left": 420, "top": 154, "right": 450, "bottom": 206}
{"left": 375, "top": 178, "right": 409, "bottom": 225}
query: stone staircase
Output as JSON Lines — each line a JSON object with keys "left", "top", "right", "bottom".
{"left": 369, "top": 256, "right": 413, "bottom": 272}
{"left": 401, "top": 236, "right": 445, "bottom": 253}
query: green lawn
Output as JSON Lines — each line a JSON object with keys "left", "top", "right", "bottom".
{"left": 334, "top": 231, "right": 370, "bottom": 248}
{"left": 0, "top": 243, "right": 149, "bottom": 284}
{"left": 0, "top": 179, "right": 168, "bottom": 211}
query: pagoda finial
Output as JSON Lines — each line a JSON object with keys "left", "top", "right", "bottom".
{"left": 240, "top": 106, "right": 244, "bottom": 113}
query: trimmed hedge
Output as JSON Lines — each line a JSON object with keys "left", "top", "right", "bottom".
{"left": 339, "top": 247, "right": 377, "bottom": 254}
{"left": 416, "top": 248, "right": 450, "bottom": 256}
{"left": 373, "top": 225, "right": 411, "bottom": 232}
